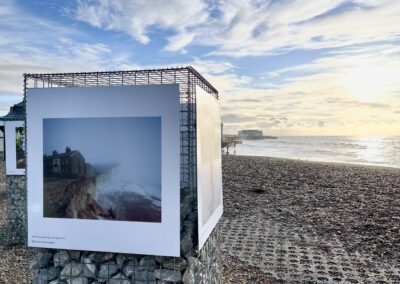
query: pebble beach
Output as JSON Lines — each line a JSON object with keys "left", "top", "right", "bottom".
{"left": 1, "top": 155, "right": 400, "bottom": 283}
{"left": 221, "top": 155, "right": 400, "bottom": 283}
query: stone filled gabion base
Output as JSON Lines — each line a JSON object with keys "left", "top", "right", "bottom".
{"left": 30, "top": 228, "right": 222, "bottom": 284}
{"left": 6, "top": 175, "right": 26, "bottom": 244}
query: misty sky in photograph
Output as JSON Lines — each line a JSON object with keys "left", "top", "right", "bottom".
{"left": 43, "top": 117, "right": 161, "bottom": 186}
{"left": 0, "top": 0, "right": 399, "bottom": 135}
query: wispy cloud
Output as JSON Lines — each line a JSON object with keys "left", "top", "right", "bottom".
{"left": 72, "top": 0, "right": 400, "bottom": 56}
{"left": 74, "top": 0, "right": 209, "bottom": 46}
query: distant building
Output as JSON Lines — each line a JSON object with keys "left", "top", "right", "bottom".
{"left": 44, "top": 147, "right": 95, "bottom": 179}
{"left": 238, "top": 129, "right": 263, "bottom": 139}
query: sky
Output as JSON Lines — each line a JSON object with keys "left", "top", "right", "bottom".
{"left": 0, "top": 0, "right": 399, "bottom": 136}
{"left": 43, "top": 117, "right": 161, "bottom": 186}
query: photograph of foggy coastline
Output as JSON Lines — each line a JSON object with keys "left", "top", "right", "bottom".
{"left": 42, "top": 117, "right": 161, "bottom": 222}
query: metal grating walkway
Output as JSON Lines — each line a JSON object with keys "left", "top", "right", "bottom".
{"left": 220, "top": 215, "right": 400, "bottom": 283}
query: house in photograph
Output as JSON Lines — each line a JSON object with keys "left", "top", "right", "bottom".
{"left": 44, "top": 147, "right": 95, "bottom": 179}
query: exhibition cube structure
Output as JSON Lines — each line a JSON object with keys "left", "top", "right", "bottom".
{"left": 24, "top": 67, "right": 222, "bottom": 257}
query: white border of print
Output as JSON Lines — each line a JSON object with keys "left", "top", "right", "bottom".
{"left": 26, "top": 85, "right": 181, "bottom": 256}
{"left": 5, "top": 120, "right": 25, "bottom": 175}
{"left": 196, "top": 86, "right": 223, "bottom": 249}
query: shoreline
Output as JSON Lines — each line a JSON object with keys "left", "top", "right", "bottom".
{"left": 223, "top": 153, "right": 400, "bottom": 170}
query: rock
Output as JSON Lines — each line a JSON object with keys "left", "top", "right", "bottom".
{"left": 66, "top": 277, "right": 89, "bottom": 284}
{"left": 60, "top": 262, "right": 84, "bottom": 279}
{"left": 182, "top": 268, "right": 195, "bottom": 283}
{"left": 115, "top": 254, "right": 126, "bottom": 269}
{"left": 38, "top": 267, "right": 59, "bottom": 281}
{"left": 132, "top": 268, "right": 156, "bottom": 281}
{"left": 89, "top": 252, "right": 114, "bottom": 263}
{"left": 139, "top": 256, "right": 156, "bottom": 270}
{"left": 161, "top": 257, "right": 187, "bottom": 271}
{"left": 69, "top": 250, "right": 81, "bottom": 261}
{"left": 82, "top": 258, "right": 96, "bottom": 279}
{"left": 30, "top": 251, "right": 52, "bottom": 270}
{"left": 187, "top": 257, "right": 203, "bottom": 273}
{"left": 49, "top": 280, "right": 67, "bottom": 284}
{"left": 155, "top": 256, "right": 165, "bottom": 264}
{"left": 54, "top": 251, "right": 71, "bottom": 267}
{"left": 122, "top": 260, "right": 138, "bottom": 277}
{"left": 107, "top": 273, "right": 131, "bottom": 284}
{"left": 32, "top": 274, "right": 49, "bottom": 284}
{"left": 98, "top": 261, "right": 119, "bottom": 280}
{"left": 181, "top": 233, "right": 193, "bottom": 257}
{"left": 154, "top": 269, "right": 182, "bottom": 282}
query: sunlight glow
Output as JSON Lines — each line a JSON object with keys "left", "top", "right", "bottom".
{"left": 339, "top": 66, "right": 397, "bottom": 101}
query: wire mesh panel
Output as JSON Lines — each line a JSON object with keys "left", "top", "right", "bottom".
{"left": 0, "top": 66, "right": 221, "bottom": 283}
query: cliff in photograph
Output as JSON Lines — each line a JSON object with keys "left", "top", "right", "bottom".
{"left": 43, "top": 147, "right": 115, "bottom": 220}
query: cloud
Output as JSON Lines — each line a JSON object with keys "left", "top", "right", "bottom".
{"left": 222, "top": 114, "right": 254, "bottom": 123}
{"left": 74, "top": 0, "right": 209, "bottom": 45}
{"left": 0, "top": 1, "right": 134, "bottom": 115}
{"left": 71, "top": 1, "right": 400, "bottom": 56}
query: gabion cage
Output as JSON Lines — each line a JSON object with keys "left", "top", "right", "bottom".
{"left": 0, "top": 67, "right": 221, "bottom": 283}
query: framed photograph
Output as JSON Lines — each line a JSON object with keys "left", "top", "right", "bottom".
{"left": 5, "top": 120, "right": 26, "bottom": 175}
{"left": 196, "top": 86, "right": 223, "bottom": 249}
{"left": 27, "top": 85, "right": 181, "bottom": 256}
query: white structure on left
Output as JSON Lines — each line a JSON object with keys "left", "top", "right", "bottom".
{"left": 0, "top": 101, "right": 26, "bottom": 175}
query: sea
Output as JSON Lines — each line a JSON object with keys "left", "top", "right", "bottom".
{"left": 231, "top": 136, "right": 400, "bottom": 168}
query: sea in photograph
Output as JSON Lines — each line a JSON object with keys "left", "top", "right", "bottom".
{"left": 232, "top": 136, "right": 400, "bottom": 168}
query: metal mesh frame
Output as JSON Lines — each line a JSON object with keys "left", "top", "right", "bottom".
{"left": 23, "top": 65, "right": 218, "bottom": 250}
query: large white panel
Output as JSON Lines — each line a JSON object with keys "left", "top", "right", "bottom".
{"left": 26, "top": 85, "right": 181, "bottom": 256}
{"left": 196, "top": 86, "right": 223, "bottom": 249}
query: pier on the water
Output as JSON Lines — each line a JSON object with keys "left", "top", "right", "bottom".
{"left": 222, "top": 135, "right": 242, "bottom": 154}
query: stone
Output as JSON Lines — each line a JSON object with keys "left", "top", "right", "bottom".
{"left": 30, "top": 251, "right": 52, "bottom": 270}
{"left": 60, "top": 262, "right": 84, "bottom": 279}
{"left": 161, "top": 257, "right": 187, "bottom": 271}
{"left": 154, "top": 269, "right": 182, "bottom": 283}
{"left": 187, "top": 257, "right": 203, "bottom": 273}
{"left": 69, "top": 250, "right": 81, "bottom": 260}
{"left": 49, "top": 280, "right": 67, "bottom": 284}
{"left": 66, "top": 277, "right": 89, "bottom": 284}
{"left": 155, "top": 256, "right": 165, "bottom": 264}
{"left": 32, "top": 274, "right": 49, "bottom": 284}
{"left": 116, "top": 254, "right": 126, "bottom": 269}
{"left": 122, "top": 260, "right": 138, "bottom": 278}
{"left": 182, "top": 268, "right": 195, "bottom": 284}
{"left": 82, "top": 258, "right": 97, "bottom": 279}
{"left": 39, "top": 267, "right": 59, "bottom": 281}
{"left": 107, "top": 273, "right": 131, "bottom": 284}
{"left": 139, "top": 256, "right": 157, "bottom": 270}
{"left": 98, "top": 261, "right": 119, "bottom": 280}
{"left": 89, "top": 252, "right": 114, "bottom": 263}
{"left": 54, "top": 251, "right": 71, "bottom": 267}
{"left": 181, "top": 233, "right": 193, "bottom": 257}
{"left": 132, "top": 268, "right": 156, "bottom": 281}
